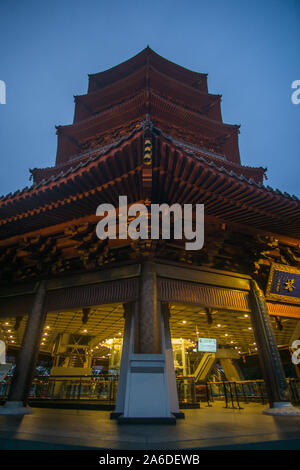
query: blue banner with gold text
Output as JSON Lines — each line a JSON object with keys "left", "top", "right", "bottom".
{"left": 266, "top": 263, "right": 300, "bottom": 304}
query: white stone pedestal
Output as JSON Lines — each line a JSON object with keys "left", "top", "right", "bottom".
{"left": 117, "top": 354, "right": 176, "bottom": 424}
{"left": 263, "top": 402, "right": 300, "bottom": 416}
{"left": 0, "top": 401, "right": 33, "bottom": 415}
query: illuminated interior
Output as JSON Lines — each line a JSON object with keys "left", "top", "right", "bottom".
{"left": 0, "top": 303, "right": 298, "bottom": 383}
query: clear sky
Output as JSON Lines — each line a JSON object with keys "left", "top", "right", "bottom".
{"left": 0, "top": 0, "right": 299, "bottom": 198}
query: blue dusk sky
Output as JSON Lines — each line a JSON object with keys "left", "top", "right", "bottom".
{"left": 0, "top": 0, "right": 299, "bottom": 199}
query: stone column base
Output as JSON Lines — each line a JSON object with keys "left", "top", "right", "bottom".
{"left": 0, "top": 401, "right": 33, "bottom": 415}
{"left": 121, "top": 353, "right": 173, "bottom": 421}
{"left": 263, "top": 402, "right": 300, "bottom": 416}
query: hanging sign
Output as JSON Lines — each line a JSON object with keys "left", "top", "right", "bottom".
{"left": 198, "top": 337, "right": 217, "bottom": 352}
{"left": 266, "top": 263, "right": 300, "bottom": 305}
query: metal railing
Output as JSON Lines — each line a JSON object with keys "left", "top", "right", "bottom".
{"left": 206, "top": 380, "right": 268, "bottom": 407}
{"left": 177, "top": 378, "right": 300, "bottom": 408}
{"left": 287, "top": 378, "right": 300, "bottom": 404}
{"left": 0, "top": 374, "right": 119, "bottom": 403}
{"left": 1, "top": 374, "right": 300, "bottom": 408}
{"left": 177, "top": 377, "right": 198, "bottom": 406}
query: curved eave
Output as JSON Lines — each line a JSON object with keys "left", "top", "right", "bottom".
{"left": 0, "top": 128, "right": 299, "bottom": 241}
{"left": 88, "top": 47, "right": 208, "bottom": 93}
{"left": 0, "top": 127, "right": 144, "bottom": 215}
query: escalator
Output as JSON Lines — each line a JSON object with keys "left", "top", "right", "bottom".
{"left": 191, "top": 353, "right": 216, "bottom": 382}
{"left": 219, "top": 359, "right": 242, "bottom": 381}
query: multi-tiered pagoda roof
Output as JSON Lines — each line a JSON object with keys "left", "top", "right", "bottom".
{"left": 0, "top": 47, "right": 299, "bottom": 244}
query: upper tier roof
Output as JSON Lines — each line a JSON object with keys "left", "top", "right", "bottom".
{"left": 88, "top": 46, "right": 208, "bottom": 93}
{"left": 55, "top": 47, "right": 241, "bottom": 166}
{"left": 2, "top": 48, "right": 297, "bottom": 244}
{"left": 74, "top": 64, "right": 222, "bottom": 124}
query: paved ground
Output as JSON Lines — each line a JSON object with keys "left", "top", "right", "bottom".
{"left": 1, "top": 402, "right": 300, "bottom": 450}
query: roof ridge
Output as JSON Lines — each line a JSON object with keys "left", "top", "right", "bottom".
{"left": 155, "top": 126, "right": 299, "bottom": 203}
{"left": 0, "top": 124, "right": 144, "bottom": 204}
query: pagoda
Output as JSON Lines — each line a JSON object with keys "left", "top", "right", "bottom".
{"left": 0, "top": 47, "right": 300, "bottom": 420}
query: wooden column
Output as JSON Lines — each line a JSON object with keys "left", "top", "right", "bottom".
{"left": 139, "top": 261, "right": 161, "bottom": 354}
{"left": 0, "top": 281, "right": 47, "bottom": 414}
{"left": 249, "top": 280, "right": 300, "bottom": 414}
